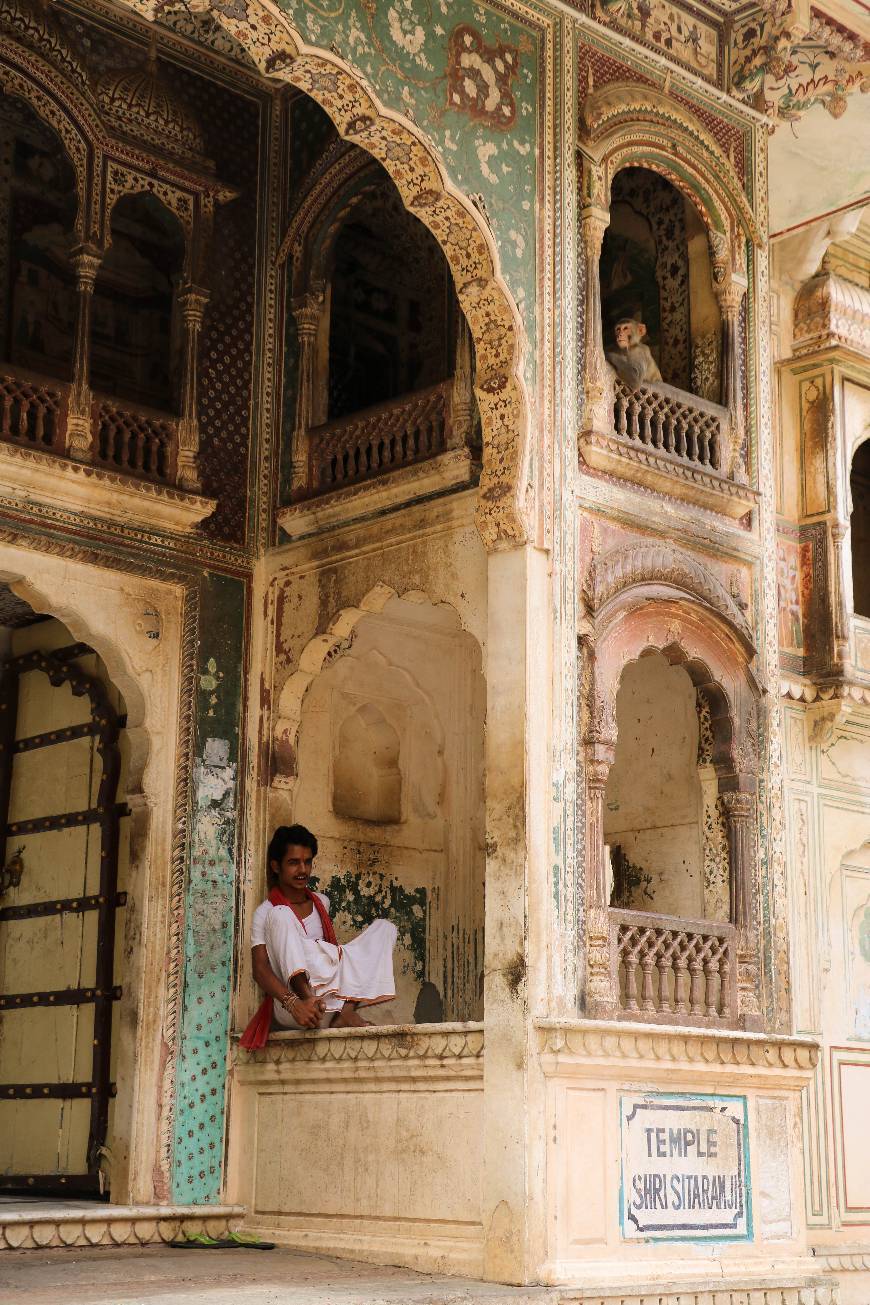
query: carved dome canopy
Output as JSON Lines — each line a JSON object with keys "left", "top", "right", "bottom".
{"left": 793, "top": 259, "right": 870, "bottom": 360}
{"left": 0, "top": 0, "right": 91, "bottom": 93}
{"left": 95, "top": 46, "right": 207, "bottom": 165}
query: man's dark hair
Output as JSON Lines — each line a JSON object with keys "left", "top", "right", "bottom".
{"left": 266, "top": 824, "right": 318, "bottom": 885}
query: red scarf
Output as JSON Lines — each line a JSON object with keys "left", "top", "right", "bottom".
{"left": 239, "top": 887, "right": 337, "bottom": 1050}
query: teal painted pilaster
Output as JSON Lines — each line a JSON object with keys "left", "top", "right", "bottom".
{"left": 171, "top": 571, "right": 246, "bottom": 1204}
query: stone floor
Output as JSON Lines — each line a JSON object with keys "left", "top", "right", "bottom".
{"left": 0, "top": 1244, "right": 557, "bottom": 1305}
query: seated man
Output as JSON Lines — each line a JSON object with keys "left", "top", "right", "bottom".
{"left": 240, "top": 824, "right": 397, "bottom": 1048}
{"left": 606, "top": 317, "right": 662, "bottom": 389}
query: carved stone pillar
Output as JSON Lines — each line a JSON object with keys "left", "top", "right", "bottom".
{"left": 830, "top": 520, "right": 851, "bottom": 668}
{"left": 448, "top": 310, "right": 474, "bottom": 449}
{"left": 176, "top": 284, "right": 210, "bottom": 493}
{"left": 290, "top": 284, "right": 325, "bottom": 493}
{"left": 578, "top": 165, "right": 613, "bottom": 440}
{"left": 66, "top": 244, "right": 102, "bottom": 462}
{"left": 585, "top": 737, "right": 618, "bottom": 1018}
{"left": 721, "top": 788, "right": 762, "bottom": 1029}
{"left": 714, "top": 274, "right": 748, "bottom": 484}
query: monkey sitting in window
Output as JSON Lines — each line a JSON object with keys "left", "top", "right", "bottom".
{"left": 606, "top": 318, "right": 662, "bottom": 389}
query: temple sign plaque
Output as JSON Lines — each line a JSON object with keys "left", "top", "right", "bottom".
{"left": 620, "top": 1093, "right": 752, "bottom": 1241}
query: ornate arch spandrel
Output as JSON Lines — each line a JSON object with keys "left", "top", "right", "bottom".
{"left": 579, "top": 83, "right": 762, "bottom": 262}
{"left": 122, "top": 0, "right": 531, "bottom": 552}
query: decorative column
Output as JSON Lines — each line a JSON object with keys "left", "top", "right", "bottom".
{"left": 584, "top": 731, "right": 618, "bottom": 1019}
{"left": 448, "top": 310, "right": 474, "bottom": 449}
{"left": 721, "top": 788, "right": 762, "bottom": 1029}
{"left": 290, "top": 284, "right": 325, "bottom": 494}
{"left": 176, "top": 284, "right": 210, "bottom": 493}
{"left": 830, "top": 520, "right": 851, "bottom": 669}
{"left": 578, "top": 160, "right": 613, "bottom": 440}
{"left": 714, "top": 272, "right": 748, "bottom": 483}
{"left": 66, "top": 243, "right": 102, "bottom": 462}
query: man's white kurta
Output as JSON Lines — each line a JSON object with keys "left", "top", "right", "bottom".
{"left": 251, "top": 892, "right": 397, "bottom": 1028}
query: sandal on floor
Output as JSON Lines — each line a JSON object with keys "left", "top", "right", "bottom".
{"left": 169, "top": 1230, "right": 275, "bottom": 1250}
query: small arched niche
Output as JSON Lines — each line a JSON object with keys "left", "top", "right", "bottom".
{"left": 91, "top": 192, "right": 186, "bottom": 414}
{"left": 333, "top": 700, "right": 402, "bottom": 824}
{"left": 600, "top": 167, "right": 721, "bottom": 402}
{"left": 1, "top": 91, "right": 78, "bottom": 385}
{"left": 850, "top": 438, "right": 870, "bottom": 618}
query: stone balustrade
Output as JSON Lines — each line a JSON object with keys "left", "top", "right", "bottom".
{"left": 612, "top": 377, "right": 726, "bottom": 473}
{"left": 611, "top": 907, "right": 738, "bottom": 1027}
{"left": 0, "top": 366, "right": 67, "bottom": 454}
{"left": 1, "top": 363, "right": 182, "bottom": 488}
{"left": 307, "top": 380, "right": 452, "bottom": 493}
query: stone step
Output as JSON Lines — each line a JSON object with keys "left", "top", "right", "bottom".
{"left": 0, "top": 1199, "right": 245, "bottom": 1251}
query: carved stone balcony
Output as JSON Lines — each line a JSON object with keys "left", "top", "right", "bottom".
{"left": 0, "top": 364, "right": 215, "bottom": 534}
{"left": 580, "top": 378, "right": 758, "bottom": 520}
{"left": 610, "top": 907, "right": 738, "bottom": 1028}
{"left": 278, "top": 379, "right": 475, "bottom": 538}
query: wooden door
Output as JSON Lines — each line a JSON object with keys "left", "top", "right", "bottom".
{"left": 0, "top": 631, "right": 127, "bottom": 1197}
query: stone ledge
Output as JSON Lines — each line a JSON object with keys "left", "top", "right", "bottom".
{"left": 277, "top": 448, "right": 476, "bottom": 539}
{"left": 0, "top": 1202, "right": 244, "bottom": 1251}
{"left": 811, "top": 1245, "right": 870, "bottom": 1272}
{"left": 233, "top": 1017, "right": 482, "bottom": 1070}
{"left": 579, "top": 431, "right": 758, "bottom": 520}
{"left": 0, "top": 440, "right": 217, "bottom": 535}
{"left": 537, "top": 1019, "right": 820, "bottom": 1073}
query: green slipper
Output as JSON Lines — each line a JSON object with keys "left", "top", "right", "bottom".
{"left": 226, "top": 1231, "right": 276, "bottom": 1250}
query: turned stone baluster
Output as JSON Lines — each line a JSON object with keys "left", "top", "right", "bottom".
{"left": 176, "top": 284, "right": 210, "bottom": 493}
{"left": 704, "top": 954, "right": 720, "bottom": 1017}
{"left": 674, "top": 953, "right": 689, "bottom": 1014}
{"left": 640, "top": 942, "right": 657, "bottom": 1013}
{"left": 722, "top": 788, "right": 762, "bottom": 1028}
{"left": 689, "top": 950, "right": 705, "bottom": 1016}
{"left": 67, "top": 244, "right": 103, "bottom": 462}
{"left": 657, "top": 951, "right": 673, "bottom": 1014}
{"left": 290, "top": 283, "right": 325, "bottom": 494}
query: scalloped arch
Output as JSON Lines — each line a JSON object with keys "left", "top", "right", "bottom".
{"left": 581, "top": 83, "right": 762, "bottom": 252}
{"left": 272, "top": 583, "right": 475, "bottom": 789}
{"left": 585, "top": 542, "right": 756, "bottom": 655}
{"left": 122, "top": 0, "right": 531, "bottom": 550}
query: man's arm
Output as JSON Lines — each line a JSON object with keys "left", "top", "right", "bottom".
{"left": 251, "top": 944, "right": 324, "bottom": 1029}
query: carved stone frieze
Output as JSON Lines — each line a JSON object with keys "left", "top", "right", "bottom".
{"left": 536, "top": 1019, "right": 820, "bottom": 1072}
{"left": 584, "top": 541, "right": 755, "bottom": 647}
{"left": 0, "top": 1204, "right": 244, "bottom": 1252}
{"left": 235, "top": 1022, "right": 484, "bottom": 1067}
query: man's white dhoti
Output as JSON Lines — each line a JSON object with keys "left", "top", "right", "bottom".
{"left": 252, "top": 893, "right": 397, "bottom": 1029}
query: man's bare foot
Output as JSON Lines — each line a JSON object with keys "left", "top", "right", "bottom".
{"left": 330, "top": 1004, "right": 372, "bottom": 1028}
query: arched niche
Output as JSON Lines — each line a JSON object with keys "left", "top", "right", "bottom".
{"left": 263, "top": 589, "right": 485, "bottom": 1026}
{"left": 0, "top": 90, "right": 79, "bottom": 384}
{"left": 582, "top": 549, "right": 763, "bottom": 1028}
{"left": 92, "top": 191, "right": 186, "bottom": 415}
{"left": 122, "top": 0, "right": 530, "bottom": 549}
{"left": 0, "top": 543, "right": 191, "bottom": 1204}
{"left": 601, "top": 166, "right": 722, "bottom": 401}
{"left": 850, "top": 438, "right": 870, "bottom": 618}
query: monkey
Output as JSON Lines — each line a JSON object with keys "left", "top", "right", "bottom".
{"left": 605, "top": 318, "right": 662, "bottom": 389}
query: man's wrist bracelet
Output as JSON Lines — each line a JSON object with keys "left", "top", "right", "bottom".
{"left": 280, "top": 991, "right": 300, "bottom": 1013}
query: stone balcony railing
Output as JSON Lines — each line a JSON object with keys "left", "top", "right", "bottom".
{"left": 0, "top": 362, "right": 214, "bottom": 533}
{"left": 307, "top": 379, "right": 453, "bottom": 493}
{"left": 580, "top": 376, "right": 758, "bottom": 520}
{"left": 610, "top": 907, "right": 738, "bottom": 1028}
